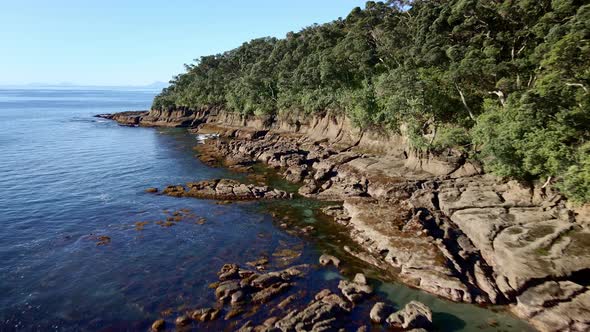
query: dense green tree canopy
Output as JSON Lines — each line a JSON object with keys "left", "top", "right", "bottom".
{"left": 153, "top": 0, "right": 590, "bottom": 203}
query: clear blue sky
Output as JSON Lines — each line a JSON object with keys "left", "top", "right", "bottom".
{"left": 0, "top": 0, "right": 367, "bottom": 86}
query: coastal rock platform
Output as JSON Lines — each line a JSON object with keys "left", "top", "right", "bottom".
{"left": 103, "top": 108, "right": 590, "bottom": 331}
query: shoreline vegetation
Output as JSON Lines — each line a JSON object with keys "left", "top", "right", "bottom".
{"left": 96, "top": 1, "right": 588, "bottom": 331}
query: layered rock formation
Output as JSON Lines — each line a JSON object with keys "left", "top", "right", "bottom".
{"left": 103, "top": 108, "right": 590, "bottom": 332}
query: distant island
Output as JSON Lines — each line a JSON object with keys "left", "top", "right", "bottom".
{"left": 0, "top": 81, "right": 169, "bottom": 90}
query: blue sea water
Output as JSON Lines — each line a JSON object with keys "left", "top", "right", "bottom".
{"left": 0, "top": 89, "right": 535, "bottom": 331}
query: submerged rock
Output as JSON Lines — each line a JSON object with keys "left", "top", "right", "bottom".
{"left": 189, "top": 308, "right": 216, "bottom": 322}
{"left": 251, "top": 282, "right": 291, "bottom": 304}
{"left": 174, "top": 315, "right": 191, "bottom": 327}
{"left": 151, "top": 319, "right": 165, "bottom": 331}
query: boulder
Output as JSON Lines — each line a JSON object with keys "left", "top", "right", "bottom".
{"left": 386, "top": 301, "right": 432, "bottom": 330}
{"left": 319, "top": 254, "right": 341, "bottom": 268}
{"left": 338, "top": 276, "right": 373, "bottom": 303}
{"left": 370, "top": 302, "right": 393, "bottom": 324}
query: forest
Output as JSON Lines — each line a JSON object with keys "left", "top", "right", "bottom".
{"left": 153, "top": 0, "right": 590, "bottom": 203}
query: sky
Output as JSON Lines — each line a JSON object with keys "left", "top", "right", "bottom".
{"left": 0, "top": 0, "right": 367, "bottom": 86}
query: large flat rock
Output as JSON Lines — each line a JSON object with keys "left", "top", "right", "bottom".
{"left": 513, "top": 281, "right": 590, "bottom": 332}
{"left": 441, "top": 179, "right": 590, "bottom": 298}
{"left": 343, "top": 198, "right": 474, "bottom": 302}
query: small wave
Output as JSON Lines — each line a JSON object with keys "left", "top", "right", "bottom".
{"left": 195, "top": 133, "right": 219, "bottom": 144}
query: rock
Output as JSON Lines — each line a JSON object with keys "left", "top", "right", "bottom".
{"left": 218, "top": 263, "right": 240, "bottom": 281}
{"left": 240, "top": 273, "right": 260, "bottom": 288}
{"left": 162, "top": 185, "right": 185, "bottom": 197}
{"left": 215, "top": 280, "right": 241, "bottom": 302}
{"left": 175, "top": 315, "right": 191, "bottom": 327}
{"left": 246, "top": 257, "right": 269, "bottom": 269}
{"left": 513, "top": 281, "right": 590, "bottom": 332}
{"left": 161, "top": 179, "right": 292, "bottom": 201}
{"left": 315, "top": 289, "right": 332, "bottom": 301}
{"left": 319, "top": 254, "right": 340, "bottom": 267}
{"left": 225, "top": 307, "right": 244, "bottom": 320}
{"left": 386, "top": 301, "right": 432, "bottom": 330}
{"left": 321, "top": 205, "right": 351, "bottom": 225}
{"left": 209, "top": 308, "right": 221, "bottom": 320}
{"left": 189, "top": 308, "right": 220, "bottom": 322}
{"left": 145, "top": 187, "right": 158, "bottom": 193}
{"left": 353, "top": 273, "right": 367, "bottom": 285}
{"left": 370, "top": 302, "right": 392, "bottom": 324}
{"left": 284, "top": 164, "right": 308, "bottom": 183}
{"left": 151, "top": 319, "right": 165, "bottom": 331}
{"left": 236, "top": 320, "right": 253, "bottom": 332}
{"left": 437, "top": 178, "right": 590, "bottom": 301}
{"left": 274, "top": 290, "right": 350, "bottom": 332}
{"left": 278, "top": 294, "right": 297, "bottom": 310}
{"left": 231, "top": 290, "right": 246, "bottom": 305}
{"left": 343, "top": 198, "right": 474, "bottom": 303}
{"left": 251, "top": 273, "right": 282, "bottom": 289}
{"left": 338, "top": 278, "right": 373, "bottom": 303}
{"left": 251, "top": 282, "right": 291, "bottom": 304}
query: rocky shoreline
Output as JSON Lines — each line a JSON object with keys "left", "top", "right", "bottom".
{"left": 149, "top": 259, "right": 433, "bottom": 332}
{"left": 99, "top": 109, "right": 590, "bottom": 332}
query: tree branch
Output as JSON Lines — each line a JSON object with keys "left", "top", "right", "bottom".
{"left": 541, "top": 176, "right": 552, "bottom": 189}
{"left": 488, "top": 90, "right": 506, "bottom": 107}
{"left": 566, "top": 83, "right": 588, "bottom": 93}
{"left": 455, "top": 84, "right": 476, "bottom": 121}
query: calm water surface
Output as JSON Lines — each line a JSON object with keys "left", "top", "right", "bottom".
{"left": 0, "top": 89, "right": 534, "bottom": 331}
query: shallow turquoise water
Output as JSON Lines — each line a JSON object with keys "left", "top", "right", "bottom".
{"left": 0, "top": 89, "right": 535, "bottom": 331}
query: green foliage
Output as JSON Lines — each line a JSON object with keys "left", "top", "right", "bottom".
{"left": 560, "top": 144, "right": 590, "bottom": 204}
{"left": 432, "top": 125, "right": 471, "bottom": 152}
{"left": 153, "top": 1, "right": 590, "bottom": 202}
